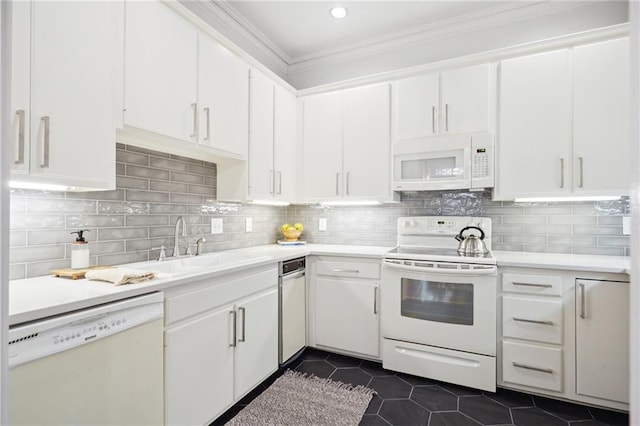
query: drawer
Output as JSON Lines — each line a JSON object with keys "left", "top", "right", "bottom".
{"left": 502, "top": 273, "right": 562, "bottom": 296}
{"left": 314, "top": 258, "right": 380, "bottom": 280}
{"left": 502, "top": 341, "right": 562, "bottom": 392}
{"left": 502, "top": 296, "right": 563, "bottom": 344}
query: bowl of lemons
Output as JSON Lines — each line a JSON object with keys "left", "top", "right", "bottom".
{"left": 280, "top": 223, "right": 304, "bottom": 241}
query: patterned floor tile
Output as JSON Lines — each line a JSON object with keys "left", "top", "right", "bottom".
{"left": 459, "top": 395, "right": 512, "bottom": 425}
{"left": 411, "top": 386, "right": 458, "bottom": 411}
{"left": 379, "top": 399, "right": 430, "bottom": 425}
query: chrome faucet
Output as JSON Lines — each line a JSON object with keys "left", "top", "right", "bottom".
{"left": 196, "top": 237, "right": 206, "bottom": 256}
{"left": 172, "top": 216, "right": 187, "bottom": 257}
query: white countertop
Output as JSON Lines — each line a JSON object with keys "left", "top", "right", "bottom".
{"left": 9, "top": 244, "right": 628, "bottom": 326}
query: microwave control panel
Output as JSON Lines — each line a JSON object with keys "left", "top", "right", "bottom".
{"left": 471, "top": 134, "right": 494, "bottom": 189}
{"left": 472, "top": 148, "right": 490, "bottom": 178}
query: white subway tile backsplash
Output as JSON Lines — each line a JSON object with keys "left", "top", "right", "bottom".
{"left": 572, "top": 246, "right": 625, "bottom": 256}
{"left": 67, "top": 214, "right": 125, "bottom": 228}
{"left": 150, "top": 156, "right": 188, "bottom": 172}
{"left": 98, "top": 227, "right": 148, "bottom": 241}
{"left": 98, "top": 201, "right": 150, "bottom": 215}
{"left": 10, "top": 231, "right": 27, "bottom": 247}
{"left": 12, "top": 245, "right": 65, "bottom": 263}
{"left": 11, "top": 214, "right": 66, "bottom": 230}
{"left": 502, "top": 215, "right": 547, "bottom": 225}
{"left": 116, "top": 176, "right": 149, "bottom": 190}
{"left": 125, "top": 189, "right": 170, "bottom": 203}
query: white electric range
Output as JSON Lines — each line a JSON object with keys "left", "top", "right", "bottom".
{"left": 381, "top": 216, "right": 497, "bottom": 392}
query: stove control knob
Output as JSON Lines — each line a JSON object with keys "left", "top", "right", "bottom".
{"left": 411, "top": 220, "right": 418, "bottom": 227}
{"left": 403, "top": 220, "right": 412, "bottom": 228}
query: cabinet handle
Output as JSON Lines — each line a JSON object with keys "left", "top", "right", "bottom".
{"left": 203, "top": 107, "right": 211, "bottom": 141}
{"left": 512, "top": 282, "right": 553, "bottom": 288}
{"left": 512, "top": 362, "right": 553, "bottom": 374}
{"left": 346, "top": 172, "right": 351, "bottom": 196}
{"left": 332, "top": 268, "right": 359, "bottom": 273}
{"left": 373, "top": 286, "right": 378, "bottom": 314}
{"left": 513, "top": 317, "right": 554, "bottom": 326}
{"left": 445, "top": 104, "right": 449, "bottom": 132}
{"left": 431, "top": 106, "right": 436, "bottom": 134}
{"left": 40, "top": 116, "right": 50, "bottom": 168}
{"left": 335, "top": 173, "right": 340, "bottom": 196}
{"left": 238, "top": 307, "right": 246, "bottom": 342}
{"left": 230, "top": 310, "right": 237, "bottom": 347}
{"left": 579, "top": 282, "right": 586, "bottom": 319}
{"left": 190, "top": 103, "right": 198, "bottom": 139}
{"left": 15, "top": 110, "right": 25, "bottom": 165}
{"left": 277, "top": 171, "right": 283, "bottom": 194}
{"left": 559, "top": 158, "right": 565, "bottom": 188}
{"left": 270, "top": 170, "right": 275, "bottom": 194}
{"left": 578, "top": 156, "right": 584, "bottom": 188}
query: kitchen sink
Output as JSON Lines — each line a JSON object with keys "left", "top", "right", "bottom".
{"left": 127, "top": 252, "right": 272, "bottom": 278}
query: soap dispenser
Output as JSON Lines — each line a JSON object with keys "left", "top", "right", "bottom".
{"left": 70, "top": 230, "right": 91, "bottom": 269}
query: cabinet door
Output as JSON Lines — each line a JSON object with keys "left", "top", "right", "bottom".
{"left": 165, "top": 306, "right": 234, "bottom": 425}
{"left": 301, "top": 92, "right": 344, "bottom": 200}
{"left": 576, "top": 279, "right": 629, "bottom": 404}
{"left": 248, "top": 69, "right": 275, "bottom": 199}
{"left": 198, "top": 32, "right": 249, "bottom": 157}
{"left": 10, "top": 0, "right": 30, "bottom": 176}
{"left": 315, "top": 277, "right": 380, "bottom": 358}
{"left": 274, "top": 86, "right": 298, "bottom": 201}
{"left": 29, "top": 1, "right": 118, "bottom": 188}
{"left": 343, "top": 84, "right": 391, "bottom": 199}
{"left": 125, "top": 1, "right": 197, "bottom": 142}
{"left": 392, "top": 74, "right": 439, "bottom": 140}
{"left": 441, "top": 64, "right": 491, "bottom": 134}
{"left": 573, "top": 38, "right": 630, "bottom": 195}
{"left": 497, "top": 49, "right": 572, "bottom": 199}
{"left": 234, "top": 288, "right": 278, "bottom": 399}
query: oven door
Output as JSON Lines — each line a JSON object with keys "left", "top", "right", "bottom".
{"left": 381, "top": 261, "right": 496, "bottom": 356}
{"left": 392, "top": 136, "right": 471, "bottom": 191}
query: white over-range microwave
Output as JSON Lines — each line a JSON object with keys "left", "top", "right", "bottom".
{"left": 392, "top": 133, "right": 494, "bottom": 191}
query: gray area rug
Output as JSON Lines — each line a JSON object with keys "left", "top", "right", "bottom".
{"left": 226, "top": 370, "right": 375, "bottom": 425}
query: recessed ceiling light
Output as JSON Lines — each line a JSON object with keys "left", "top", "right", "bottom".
{"left": 330, "top": 6, "right": 348, "bottom": 19}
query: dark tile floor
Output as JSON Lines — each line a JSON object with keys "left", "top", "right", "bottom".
{"left": 213, "top": 348, "right": 629, "bottom": 426}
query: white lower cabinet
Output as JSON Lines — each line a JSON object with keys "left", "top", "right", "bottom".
{"left": 498, "top": 268, "right": 630, "bottom": 411}
{"left": 309, "top": 256, "right": 380, "bottom": 359}
{"left": 164, "top": 267, "right": 278, "bottom": 425}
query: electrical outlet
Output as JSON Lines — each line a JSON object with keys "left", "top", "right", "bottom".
{"left": 246, "top": 217, "right": 253, "bottom": 232}
{"left": 211, "top": 218, "right": 223, "bottom": 234}
{"left": 623, "top": 216, "right": 631, "bottom": 235}
{"left": 319, "top": 218, "right": 327, "bottom": 231}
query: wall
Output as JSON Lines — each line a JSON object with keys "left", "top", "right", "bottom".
{"left": 9, "top": 144, "right": 286, "bottom": 280}
{"left": 286, "top": 190, "right": 630, "bottom": 256}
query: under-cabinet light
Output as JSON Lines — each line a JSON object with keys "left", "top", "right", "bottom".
{"left": 330, "top": 6, "right": 348, "bottom": 19}
{"left": 10, "top": 181, "right": 74, "bottom": 192}
{"left": 252, "top": 200, "right": 291, "bottom": 206}
{"left": 514, "top": 196, "right": 621, "bottom": 203}
{"left": 320, "top": 200, "right": 380, "bottom": 206}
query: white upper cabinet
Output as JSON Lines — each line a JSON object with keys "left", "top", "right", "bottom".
{"left": 125, "top": 0, "right": 198, "bottom": 143}
{"left": 198, "top": 32, "right": 249, "bottom": 158}
{"left": 392, "top": 64, "right": 491, "bottom": 141}
{"left": 496, "top": 38, "right": 630, "bottom": 200}
{"left": 11, "top": 0, "right": 120, "bottom": 190}
{"left": 497, "top": 49, "right": 572, "bottom": 199}
{"left": 273, "top": 86, "right": 298, "bottom": 201}
{"left": 572, "top": 38, "right": 630, "bottom": 196}
{"left": 302, "top": 84, "right": 392, "bottom": 202}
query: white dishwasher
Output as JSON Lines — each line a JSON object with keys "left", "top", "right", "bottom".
{"left": 8, "top": 292, "right": 164, "bottom": 425}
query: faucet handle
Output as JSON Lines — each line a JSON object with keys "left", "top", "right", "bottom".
{"left": 195, "top": 237, "right": 206, "bottom": 256}
{"left": 152, "top": 245, "right": 166, "bottom": 262}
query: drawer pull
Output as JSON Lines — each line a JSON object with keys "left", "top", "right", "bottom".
{"left": 512, "top": 282, "right": 553, "bottom": 288}
{"left": 513, "top": 317, "right": 554, "bottom": 326}
{"left": 513, "top": 362, "right": 553, "bottom": 374}
{"left": 332, "top": 269, "right": 359, "bottom": 273}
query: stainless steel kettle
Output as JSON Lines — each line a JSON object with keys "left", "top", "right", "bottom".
{"left": 454, "top": 226, "right": 488, "bottom": 256}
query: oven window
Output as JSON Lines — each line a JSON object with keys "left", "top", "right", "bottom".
{"left": 400, "top": 278, "right": 474, "bottom": 325}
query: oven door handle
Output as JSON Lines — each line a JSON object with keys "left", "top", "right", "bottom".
{"left": 383, "top": 260, "right": 496, "bottom": 275}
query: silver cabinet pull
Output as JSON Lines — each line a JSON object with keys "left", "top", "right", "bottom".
{"left": 579, "top": 282, "right": 586, "bottom": 319}
{"left": 512, "top": 362, "right": 553, "bottom": 374}
{"left": 335, "top": 172, "right": 340, "bottom": 196}
{"left": 559, "top": 158, "right": 565, "bottom": 188}
{"left": 513, "top": 317, "right": 554, "bottom": 326}
{"left": 15, "top": 110, "right": 25, "bottom": 165}
{"left": 203, "top": 107, "right": 211, "bottom": 141}
{"left": 238, "top": 307, "right": 246, "bottom": 342}
{"left": 512, "top": 282, "right": 553, "bottom": 288}
{"left": 332, "top": 268, "right": 359, "bottom": 273}
{"left": 346, "top": 172, "right": 351, "bottom": 196}
{"left": 190, "top": 103, "right": 198, "bottom": 139}
{"left": 445, "top": 104, "right": 449, "bottom": 131}
{"left": 40, "top": 116, "right": 50, "bottom": 168}
{"left": 230, "top": 310, "right": 237, "bottom": 347}
{"left": 277, "top": 171, "right": 282, "bottom": 194}
{"left": 373, "top": 286, "right": 378, "bottom": 314}
{"left": 431, "top": 106, "right": 436, "bottom": 134}
{"left": 578, "top": 156, "right": 584, "bottom": 188}
{"left": 270, "top": 170, "right": 275, "bottom": 194}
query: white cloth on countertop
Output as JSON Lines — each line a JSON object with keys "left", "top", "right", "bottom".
{"left": 85, "top": 268, "right": 156, "bottom": 286}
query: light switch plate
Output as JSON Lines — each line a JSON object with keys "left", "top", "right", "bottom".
{"left": 623, "top": 216, "right": 631, "bottom": 235}
{"left": 246, "top": 217, "right": 253, "bottom": 232}
{"left": 211, "top": 218, "right": 223, "bottom": 234}
{"left": 319, "top": 218, "right": 327, "bottom": 231}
